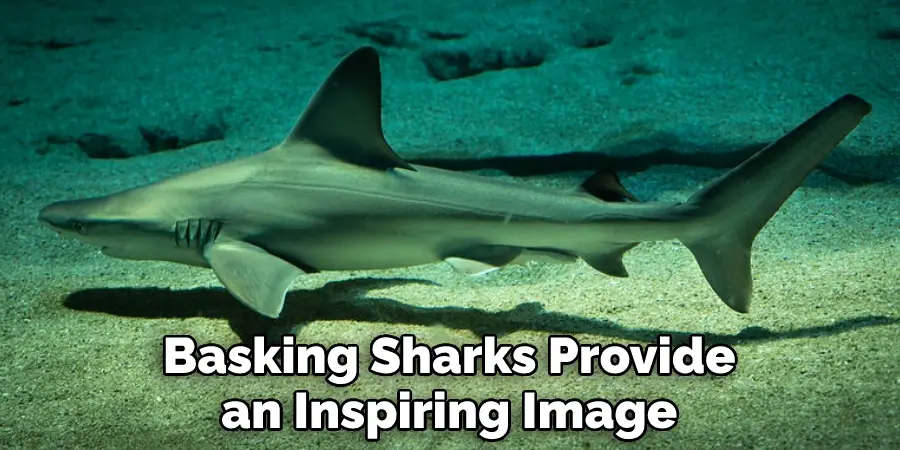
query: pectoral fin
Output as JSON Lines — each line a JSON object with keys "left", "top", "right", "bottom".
{"left": 205, "top": 240, "right": 305, "bottom": 318}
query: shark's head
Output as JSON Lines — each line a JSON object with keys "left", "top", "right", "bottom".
{"left": 38, "top": 194, "right": 191, "bottom": 263}
{"left": 40, "top": 197, "right": 120, "bottom": 244}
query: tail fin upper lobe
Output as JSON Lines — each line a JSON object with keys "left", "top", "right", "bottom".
{"left": 678, "top": 95, "right": 872, "bottom": 312}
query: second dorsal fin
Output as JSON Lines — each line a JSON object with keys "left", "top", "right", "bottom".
{"left": 580, "top": 170, "right": 639, "bottom": 202}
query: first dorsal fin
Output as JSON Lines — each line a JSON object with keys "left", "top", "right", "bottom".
{"left": 580, "top": 170, "right": 639, "bottom": 202}
{"left": 283, "top": 46, "right": 415, "bottom": 171}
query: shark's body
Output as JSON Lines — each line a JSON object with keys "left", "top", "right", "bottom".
{"left": 39, "top": 46, "right": 872, "bottom": 318}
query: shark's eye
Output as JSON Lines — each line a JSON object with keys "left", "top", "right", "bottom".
{"left": 72, "top": 221, "right": 87, "bottom": 234}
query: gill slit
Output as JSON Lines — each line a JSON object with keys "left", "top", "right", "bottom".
{"left": 174, "top": 219, "right": 223, "bottom": 250}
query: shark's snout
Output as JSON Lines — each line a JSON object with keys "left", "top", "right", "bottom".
{"left": 37, "top": 202, "right": 71, "bottom": 230}
{"left": 38, "top": 202, "right": 65, "bottom": 229}
{"left": 38, "top": 199, "right": 95, "bottom": 234}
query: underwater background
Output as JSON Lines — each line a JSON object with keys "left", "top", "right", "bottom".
{"left": 1, "top": 0, "right": 898, "bottom": 448}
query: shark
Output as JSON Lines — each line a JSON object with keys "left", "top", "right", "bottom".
{"left": 38, "top": 46, "right": 872, "bottom": 319}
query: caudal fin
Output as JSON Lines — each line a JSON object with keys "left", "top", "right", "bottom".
{"left": 678, "top": 95, "right": 871, "bottom": 313}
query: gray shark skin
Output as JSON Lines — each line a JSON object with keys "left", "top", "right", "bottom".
{"left": 38, "top": 46, "right": 872, "bottom": 319}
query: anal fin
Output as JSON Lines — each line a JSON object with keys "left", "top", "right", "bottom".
{"left": 205, "top": 240, "right": 306, "bottom": 318}
{"left": 443, "top": 245, "right": 523, "bottom": 275}
{"left": 581, "top": 243, "right": 639, "bottom": 277}
{"left": 512, "top": 248, "right": 579, "bottom": 265}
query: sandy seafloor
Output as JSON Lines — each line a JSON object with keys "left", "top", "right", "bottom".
{"left": 1, "top": 0, "right": 899, "bottom": 448}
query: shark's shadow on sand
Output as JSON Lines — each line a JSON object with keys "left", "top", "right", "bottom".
{"left": 63, "top": 277, "right": 898, "bottom": 346}
{"left": 410, "top": 139, "right": 895, "bottom": 186}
